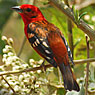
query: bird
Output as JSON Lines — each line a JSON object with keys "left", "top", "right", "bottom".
{"left": 12, "top": 4, "right": 80, "bottom": 91}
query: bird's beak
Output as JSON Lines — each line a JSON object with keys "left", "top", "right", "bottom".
{"left": 11, "top": 6, "right": 23, "bottom": 13}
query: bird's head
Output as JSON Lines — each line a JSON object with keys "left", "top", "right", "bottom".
{"left": 12, "top": 4, "right": 45, "bottom": 25}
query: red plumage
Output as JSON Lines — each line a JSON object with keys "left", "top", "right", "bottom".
{"left": 12, "top": 4, "right": 80, "bottom": 91}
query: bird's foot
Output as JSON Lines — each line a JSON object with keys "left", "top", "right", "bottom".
{"left": 40, "top": 60, "right": 46, "bottom": 72}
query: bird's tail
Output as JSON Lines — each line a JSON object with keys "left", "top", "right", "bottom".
{"left": 59, "top": 63, "right": 80, "bottom": 91}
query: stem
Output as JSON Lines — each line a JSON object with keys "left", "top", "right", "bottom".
{"left": 85, "top": 35, "right": 90, "bottom": 95}
{"left": 67, "top": 20, "right": 74, "bottom": 57}
{"left": 2, "top": 76, "right": 16, "bottom": 93}
{"left": 64, "top": 0, "right": 74, "bottom": 58}
{"left": 58, "top": 67, "right": 62, "bottom": 85}
{"left": 0, "top": 58, "right": 95, "bottom": 76}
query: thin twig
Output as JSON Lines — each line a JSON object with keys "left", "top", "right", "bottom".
{"left": 0, "top": 58, "right": 95, "bottom": 76}
{"left": 2, "top": 76, "right": 16, "bottom": 93}
{"left": 49, "top": 0, "right": 95, "bottom": 41}
{"left": 85, "top": 35, "right": 90, "bottom": 95}
{"left": 64, "top": 0, "right": 74, "bottom": 58}
{"left": 67, "top": 19, "right": 74, "bottom": 57}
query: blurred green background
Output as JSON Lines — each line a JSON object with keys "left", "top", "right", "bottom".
{"left": 0, "top": 0, "right": 95, "bottom": 94}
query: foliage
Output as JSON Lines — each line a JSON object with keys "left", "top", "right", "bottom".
{"left": 72, "top": 5, "right": 87, "bottom": 24}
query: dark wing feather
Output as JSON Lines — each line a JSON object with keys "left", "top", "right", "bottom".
{"left": 27, "top": 21, "right": 57, "bottom": 67}
{"left": 61, "top": 35, "right": 74, "bottom": 65}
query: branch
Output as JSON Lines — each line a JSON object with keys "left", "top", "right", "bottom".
{"left": 0, "top": 58, "right": 95, "bottom": 76}
{"left": 75, "top": 0, "right": 95, "bottom": 10}
{"left": 85, "top": 35, "right": 90, "bottom": 95}
{"left": 49, "top": 0, "right": 95, "bottom": 41}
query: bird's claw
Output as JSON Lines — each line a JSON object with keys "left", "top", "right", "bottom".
{"left": 40, "top": 60, "right": 46, "bottom": 72}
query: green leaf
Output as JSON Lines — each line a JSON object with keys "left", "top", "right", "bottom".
{"left": 72, "top": 5, "right": 80, "bottom": 24}
{"left": 79, "top": 12, "right": 87, "bottom": 21}
{"left": 75, "top": 10, "right": 79, "bottom": 23}
{"left": 57, "top": 88, "right": 66, "bottom": 95}
{"left": 72, "top": 5, "right": 75, "bottom": 14}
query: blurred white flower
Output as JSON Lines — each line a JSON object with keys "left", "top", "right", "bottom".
{"left": 11, "top": 62, "right": 16, "bottom": 66}
{"left": 8, "top": 52, "right": 14, "bottom": 56}
{"left": 31, "top": 76, "right": 35, "bottom": 79}
{"left": 7, "top": 57, "right": 12, "bottom": 62}
{"left": 35, "top": 84, "right": 39, "bottom": 88}
{"left": 22, "top": 64, "right": 29, "bottom": 68}
{"left": 2, "top": 36, "right": 7, "bottom": 41}
{"left": 8, "top": 38, "right": 13, "bottom": 44}
{"left": 30, "top": 71, "right": 34, "bottom": 75}
{"left": 19, "top": 75, "right": 24, "bottom": 81}
{"left": 20, "top": 82, "right": 24, "bottom": 88}
{"left": 12, "top": 56, "right": 18, "bottom": 61}
{"left": 23, "top": 79, "right": 29, "bottom": 83}
{"left": 33, "top": 64, "right": 37, "bottom": 67}
{"left": 8, "top": 90, "right": 13, "bottom": 95}
{"left": 37, "top": 70, "right": 41, "bottom": 74}
{"left": 2, "top": 58, "right": 7, "bottom": 63}
{"left": 5, "top": 61, "right": 11, "bottom": 66}
{"left": 38, "top": 59, "right": 43, "bottom": 64}
{"left": 3, "top": 48, "right": 9, "bottom": 53}
{"left": 3, "top": 54, "right": 7, "bottom": 58}
{"left": 14, "top": 81, "right": 20, "bottom": 85}
{"left": 3, "top": 83, "right": 9, "bottom": 88}
{"left": 8, "top": 81, "right": 14, "bottom": 86}
{"left": 29, "top": 59, "right": 35, "bottom": 63}
{"left": 14, "top": 85, "right": 21, "bottom": 91}
{"left": 84, "top": 15, "right": 90, "bottom": 20}
{"left": 13, "top": 66, "right": 20, "bottom": 70}
{"left": 92, "top": 16, "right": 95, "bottom": 21}
{"left": 6, "top": 77, "right": 13, "bottom": 81}
{"left": 5, "top": 45, "right": 12, "bottom": 49}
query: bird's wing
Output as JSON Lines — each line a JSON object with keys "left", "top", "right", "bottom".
{"left": 27, "top": 21, "right": 57, "bottom": 67}
{"left": 61, "top": 35, "right": 74, "bottom": 65}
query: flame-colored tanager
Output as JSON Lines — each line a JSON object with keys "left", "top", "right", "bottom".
{"left": 12, "top": 4, "right": 80, "bottom": 91}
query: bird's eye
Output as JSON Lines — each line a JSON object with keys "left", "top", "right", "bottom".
{"left": 26, "top": 8, "right": 31, "bottom": 12}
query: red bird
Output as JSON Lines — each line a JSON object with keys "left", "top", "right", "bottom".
{"left": 12, "top": 4, "right": 80, "bottom": 91}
